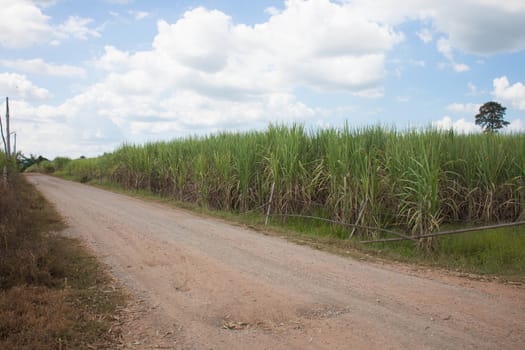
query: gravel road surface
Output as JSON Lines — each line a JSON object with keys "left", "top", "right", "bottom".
{"left": 27, "top": 174, "right": 525, "bottom": 349}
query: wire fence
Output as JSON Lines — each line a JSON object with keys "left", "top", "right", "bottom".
{"left": 246, "top": 204, "right": 525, "bottom": 244}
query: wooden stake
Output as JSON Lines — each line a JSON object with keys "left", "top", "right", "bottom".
{"left": 265, "top": 182, "right": 275, "bottom": 225}
{"left": 349, "top": 196, "right": 368, "bottom": 239}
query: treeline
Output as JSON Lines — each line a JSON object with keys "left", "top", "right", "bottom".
{"left": 55, "top": 125, "right": 524, "bottom": 237}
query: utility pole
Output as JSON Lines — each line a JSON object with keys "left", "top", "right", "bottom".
{"left": 1, "top": 98, "right": 8, "bottom": 186}
{"left": 6, "top": 97, "right": 10, "bottom": 160}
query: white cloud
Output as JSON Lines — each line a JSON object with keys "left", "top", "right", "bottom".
{"left": 0, "top": 58, "right": 86, "bottom": 78}
{"left": 15, "top": 118, "right": 116, "bottom": 159}
{"left": 93, "top": 46, "right": 131, "bottom": 71}
{"left": 433, "top": 115, "right": 524, "bottom": 133}
{"left": 507, "top": 119, "right": 523, "bottom": 132}
{"left": 349, "top": 0, "right": 525, "bottom": 55}
{"left": 153, "top": 91, "right": 316, "bottom": 132}
{"left": 434, "top": 0, "right": 525, "bottom": 55}
{"left": 417, "top": 28, "right": 433, "bottom": 43}
{"left": 453, "top": 63, "right": 470, "bottom": 72}
{"left": 467, "top": 82, "right": 478, "bottom": 96}
{"left": 437, "top": 37, "right": 453, "bottom": 60}
{"left": 0, "top": 97, "right": 122, "bottom": 158}
{"left": 31, "top": 0, "right": 57, "bottom": 7}
{"left": 12, "top": 1, "right": 524, "bottom": 158}
{"left": 10, "top": 1, "right": 406, "bottom": 157}
{"left": 129, "top": 10, "right": 149, "bottom": 20}
{"left": 152, "top": 10, "right": 233, "bottom": 74}
{"left": 0, "top": 0, "right": 53, "bottom": 48}
{"left": 0, "top": 73, "right": 51, "bottom": 100}
{"left": 446, "top": 103, "right": 480, "bottom": 114}
{"left": 0, "top": 1, "right": 101, "bottom": 48}
{"left": 265, "top": 6, "right": 280, "bottom": 16}
{"left": 432, "top": 116, "right": 480, "bottom": 133}
{"left": 437, "top": 37, "right": 470, "bottom": 72}
{"left": 492, "top": 76, "right": 525, "bottom": 111}
{"left": 55, "top": 16, "right": 101, "bottom": 41}
{"left": 93, "top": 1, "right": 404, "bottom": 109}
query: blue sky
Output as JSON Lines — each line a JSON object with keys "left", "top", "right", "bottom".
{"left": 1, "top": 0, "right": 524, "bottom": 158}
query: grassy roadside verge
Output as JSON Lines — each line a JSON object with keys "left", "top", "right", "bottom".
{"left": 63, "top": 175, "right": 524, "bottom": 282}
{"left": 0, "top": 174, "right": 126, "bottom": 349}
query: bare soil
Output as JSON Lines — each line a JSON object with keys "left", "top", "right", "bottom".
{"left": 27, "top": 174, "right": 525, "bottom": 349}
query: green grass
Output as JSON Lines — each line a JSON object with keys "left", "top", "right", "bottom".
{"left": 368, "top": 226, "right": 525, "bottom": 276}
{"left": 437, "top": 227, "right": 525, "bottom": 274}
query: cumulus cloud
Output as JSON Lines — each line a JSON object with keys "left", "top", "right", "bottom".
{"left": 433, "top": 115, "right": 524, "bottom": 133}
{"left": 93, "top": 46, "right": 132, "bottom": 72}
{"left": 142, "top": 2, "right": 402, "bottom": 95}
{"left": 9, "top": 0, "right": 525, "bottom": 158}
{"left": 437, "top": 37, "right": 470, "bottom": 72}
{"left": 507, "top": 119, "right": 523, "bottom": 132}
{"left": 0, "top": 1, "right": 100, "bottom": 48}
{"left": 264, "top": 6, "right": 281, "bottom": 16}
{"left": 446, "top": 103, "right": 480, "bottom": 115}
{"left": 0, "top": 0, "right": 53, "bottom": 48}
{"left": 55, "top": 16, "right": 101, "bottom": 41}
{"left": 0, "top": 58, "right": 86, "bottom": 78}
{"left": 349, "top": 0, "right": 525, "bottom": 55}
{"left": 8, "top": 1, "right": 406, "bottom": 157}
{"left": 492, "top": 76, "right": 525, "bottom": 111}
{"left": 434, "top": 0, "right": 525, "bottom": 55}
{"left": 83, "top": 2, "right": 403, "bottom": 133}
{"left": 0, "top": 73, "right": 51, "bottom": 100}
{"left": 433, "top": 116, "right": 480, "bottom": 133}
{"left": 1, "top": 97, "right": 123, "bottom": 159}
{"left": 152, "top": 9, "right": 233, "bottom": 74}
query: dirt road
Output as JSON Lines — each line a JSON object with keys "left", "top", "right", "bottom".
{"left": 27, "top": 174, "right": 524, "bottom": 349}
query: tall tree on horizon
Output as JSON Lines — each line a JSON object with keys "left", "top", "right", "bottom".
{"left": 475, "top": 101, "right": 509, "bottom": 133}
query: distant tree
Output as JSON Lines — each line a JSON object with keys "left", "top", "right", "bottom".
{"left": 475, "top": 101, "right": 509, "bottom": 133}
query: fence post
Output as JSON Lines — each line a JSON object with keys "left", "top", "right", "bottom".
{"left": 349, "top": 196, "right": 368, "bottom": 239}
{"left": 265, "top": 182, "right": 275, "bottom": 226}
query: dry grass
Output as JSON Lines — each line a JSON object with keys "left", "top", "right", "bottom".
{"left": 0, "top": 287, "right": 72, "bottom": 350}
{"left": 0, "top": 173, "right": 126, "bottom": 349}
